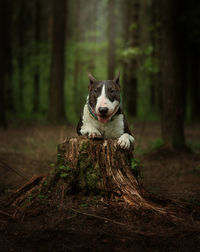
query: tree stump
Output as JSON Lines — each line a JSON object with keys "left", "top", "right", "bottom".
{"left": 57, "top": 137, "right": 147, "bottom": 206}
{"left": 6, "top": 137, "right": 184, "bottom": 220}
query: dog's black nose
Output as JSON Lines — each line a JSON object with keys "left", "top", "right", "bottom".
{"left": 98, "top": 107, "right": 108, "bottom": 116}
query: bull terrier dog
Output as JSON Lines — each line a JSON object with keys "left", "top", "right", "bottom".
{"left": 77, "top": 73, "right": 135, "bottom": 149}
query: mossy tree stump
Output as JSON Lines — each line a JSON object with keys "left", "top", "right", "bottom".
{"left": 6, "top": 137, "right": 184, "bottom": 220}
{"left": 57, "top": 137, "right": 143, "bottom": 205}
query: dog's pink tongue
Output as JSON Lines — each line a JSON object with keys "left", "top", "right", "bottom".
{"left": 98, "top": 116, "right": 109, "bottom": 124}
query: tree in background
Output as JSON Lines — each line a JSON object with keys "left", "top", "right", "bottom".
{"left": 48, "top": 0, "right": 67, "bottom": 122}
{"left": 17, "top": 0, "right": 27, "bottom": 113}
{"left": 0, "top": 0, "right": 12, "bottom": 127}
{"left": 1, "top": 0, "right": 199, "bottom": 126}
{"left": 32, "top": 0, "right": 41, "bottom": 113}
{"left": 122, "top": 0, "right": 140, "bottom": 117}
{"left": 160, "top": 0, "right": 185, "bottom": 148}
{"left": 148, "top": 0, "right": 161, "bottom": 113}
{"left": 107, "top": 0, "right": 116, "bottom": 79}
{"left": 185, "top": 0, "right": 200, "bottom": 122}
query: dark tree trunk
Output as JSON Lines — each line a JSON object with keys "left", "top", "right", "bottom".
{"left": 149, "top": 0, "right": 161, "bottom": 113}
{"left": 18, "top": 0, "right": 26, "bottom": 112}
{"left": 123, "top": 0, "right": 140, "bottom": 117}
{"left": 160, "top": 0, "right": 185, "bottom": 148}
{"left": 5, "top": 0, "right": 14, "bottom": 115}
{"left": 72, "top": 0, "right": 82, "bottom": 116}
{"left": 49, "top": 0, "right": 67, "bottom": 122}
{"left": 190, "top": 45, "right": 200, "bottom": 121}
{"left": 107, "top": 0, "right": 116, "bottom": 79}
{"left": 0, "top": 0, "right": 12, "bottom": 127}
{"left": 33, "top": 0, "right": 41, "bottom": 113}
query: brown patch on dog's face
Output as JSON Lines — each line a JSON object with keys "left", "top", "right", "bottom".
{"left": 88, "top": 81, "right": 104, "bottom": 109}
{"left": 104, "top": 80, "right": 120, "bottom": 103}
{"left": 88, "top": 73, "right": 121, "bottom": 110}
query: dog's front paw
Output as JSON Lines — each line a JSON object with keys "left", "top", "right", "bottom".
{"left": 117, "top": 133, "right": 134, "bottom": 149}
{"left": 80, "top": 127, "right": 102, "bottom": 139}
{"left": 88, "top": 131, "right": 102, "bottom": 139}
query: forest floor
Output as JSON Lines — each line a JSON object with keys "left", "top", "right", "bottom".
{"left": 0, "top": 122, "right": 200, "bottom": 251}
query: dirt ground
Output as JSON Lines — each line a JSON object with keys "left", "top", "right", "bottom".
{"left": 0, "top": 122, "right": 200, "bottom": 251}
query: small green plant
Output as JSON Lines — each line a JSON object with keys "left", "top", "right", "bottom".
{"left": 27, "top": 195, "right": 32, "bottom": 203}
{"left": 194, "top": 165, "right": 200, "bottom": 175}
{"left": 60, "top": 172, "right": 68, "bottom": 178}
{"left": 59, "top": 165, "right": 66, "bottom": 170}
{"left": 131, "top": 158, "right": 143, "bottom": 179}
{"left": 43, "top": 180, "right": 48, "bottom": 186}
{"left": 38, "top": 194, "right": 46, "bottom": 200}
{"left": 150, "top": 138, "right": 164, "bottom": 150}
{"left": 59, "top": 165, "right": 71, "bottom": 171}
{"left": 80, "top": 203, "right": 88, "bottom": 208}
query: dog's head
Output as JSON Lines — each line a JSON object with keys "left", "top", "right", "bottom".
{"left": 87, "top": 73, "right": 121, "bottom": 123}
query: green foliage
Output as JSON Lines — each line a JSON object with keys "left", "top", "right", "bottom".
{"left": 60, "top": 172, "right": 68, "bottom": 178}
{"left": 150, "top": 138, "right": 164, "bottom": 150}
{"left": 131, "top": 158, "right": 143, "bottom": 179}
{"left": 194, "top": 165, "right": 200, "bottom": 175}
{"left": 38, "top": 194, "right": 46, "bottom": 200}
{"left": 121, "top": 47, "right": 142, "bottom": 59}
{"left": 43, "top": 180, "right": 48, "bottom": 186}
{"left": 187, "top": 141, "right": 200, "bottom": 154}
{"left": 129, "top": 23, "right": 138, "bottom": 32}
{"left": 59, "top": 165, "right": 67, "bottom": 170}
{"left": 80, "top": 203, "right": 88, "bottom": 208}
{"left": 143, "top": 57, "right": 159, "bottom": 74}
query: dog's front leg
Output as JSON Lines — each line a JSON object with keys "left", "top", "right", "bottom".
{"left": 118, "top": 133, "right": 135, "bottom": 149}
{"left": 80, "top": 126, "right": 102, "bottom": 139}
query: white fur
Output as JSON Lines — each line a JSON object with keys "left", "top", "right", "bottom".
{"left": 95, "top": 84, "right": 119, "bottom": 116}
{"left": 118, "top": 133, "right": 135, "bottom": 149}
{"left": 80, "top": 104, "right": 134, "bottom": 149}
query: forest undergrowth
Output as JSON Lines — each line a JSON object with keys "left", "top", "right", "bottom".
{"left": 0, "top": 122, "right": 200, "bottom": 251}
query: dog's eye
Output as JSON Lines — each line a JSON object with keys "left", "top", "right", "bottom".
{"left": 94, "top": 88, "right": 98, "bottom": 93}
{"left": 110, "top": 89, "right": 114, "bottom": 93}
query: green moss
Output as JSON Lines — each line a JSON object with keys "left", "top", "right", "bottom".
{"left": 80, "top": 141, "right": 90, "bottom": 152}
{"left": 60, "top": 172, "right": 68, "bottom": 178}
{"left": 86, "top": 169, "right": 99, "bottom": 191}
{"left": 131, "top": 158, "right": 143, "bottom": 179}
{"left": 78, "top": 146, "right": 101, "bottom": 193}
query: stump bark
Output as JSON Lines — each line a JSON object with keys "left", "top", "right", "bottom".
{"left": 57, "top": 137, "right": 148, "bottom": 206}
{"left": 6, "top": 137, "right": 184, "bottom": 220}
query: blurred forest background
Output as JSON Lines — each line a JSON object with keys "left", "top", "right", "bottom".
{"left": 0, "top": 0, "right": 200, "bottom": 148}
{"left": 1, "top": 2, "right": 200, "bottom": 250}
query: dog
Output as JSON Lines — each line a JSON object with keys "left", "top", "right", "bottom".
{"left": 76, "top": 73, "right": 135, "bottom": 149}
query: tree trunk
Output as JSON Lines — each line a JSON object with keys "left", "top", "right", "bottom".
{"left": 123, "top": 0, "right": 140, "bottom": 117}
{"left": 160, "top": 0, "right": 185, "bottom": 148}
{"left": 190, "top": 45, "right": 200, "bottom": 121}
{"left": 48, "top": 0, "right": 67, "bottom": 122}
{"left": 107, "top": 0, "right": 116, "bottom": 79}
{"left": 0, "top": 0, "right": 12, "bottom": 127}
{"left": 18, "top": 0, "right": 26, "bottom": 113}
{"left": 33, "top": 0, "right": 41, "bottom": 113}
{"left": 149, "top": 0, "right": 161, "bottom": 113}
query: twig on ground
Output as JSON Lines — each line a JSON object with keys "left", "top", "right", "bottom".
{"left": 0, "top": 209, "right": 14, "bottom": 219}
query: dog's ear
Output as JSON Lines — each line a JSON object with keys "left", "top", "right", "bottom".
{"left": 88, "top": 73, "right": 97, "bottom": 85}
{"left": 113, "top": 72, "right": 120, "bottom": 85}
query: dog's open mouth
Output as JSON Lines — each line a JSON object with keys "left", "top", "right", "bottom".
{"left": 97, "top": 115, "right": 111, "bottom": 123}
{"left": 97, "top": 104, "right": 120, "bottom": 123}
